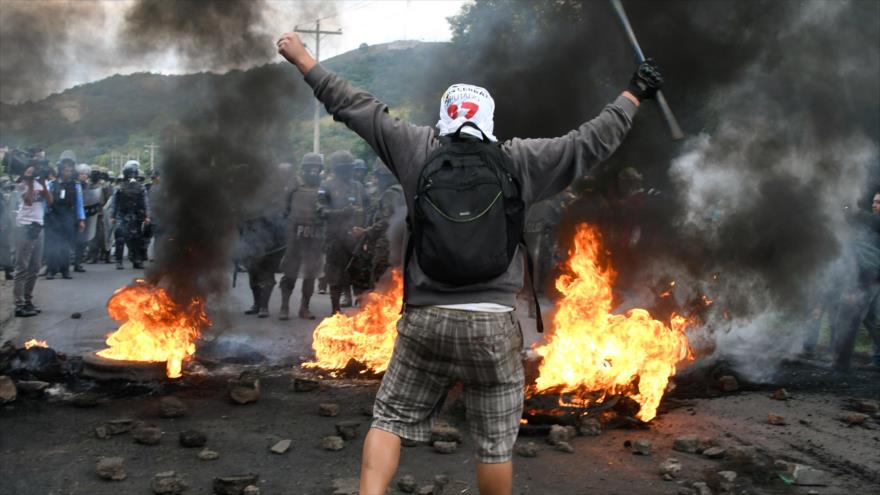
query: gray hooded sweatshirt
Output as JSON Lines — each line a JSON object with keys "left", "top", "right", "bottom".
{"left": 304, "top": 64, "right": 638, "bottom": 308}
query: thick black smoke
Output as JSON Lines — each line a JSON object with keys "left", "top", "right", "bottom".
{"left": 120, "top": 0, "right": 334, "bottom": 301}
{"left": 0, "top": 1, "right": 107, "bottom": 103}
{"left": 442, "top": 0, "right": 879, "bottom": 376}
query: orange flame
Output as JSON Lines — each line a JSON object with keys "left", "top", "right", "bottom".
{"left": 532, "top": 224, "right": 692, "bottom": 421}
{"left": 97, "top": 281, "right": 209, "bottom": 378}
{"left": 303, "top": 270, "right": 403, "bottom": 374}
{"left": 24, "top": 339, "right": 48, "bottom": 349}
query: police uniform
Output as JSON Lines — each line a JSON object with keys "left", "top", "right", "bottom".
{"left": 110, "top": 162, "right": 149, "bottom": 269}
{"left": 239, "top": 214, "right": 286, "bottom": 318}
{"left": 278, "top": 153, "right": 324, "bottom": 320}
{"left": 354, "top": 165, "right": 405, "bottom": 290}
{"left": 318, "top": 150, "right": 367, "bottom": 314}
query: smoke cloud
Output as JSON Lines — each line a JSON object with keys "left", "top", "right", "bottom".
{"left": 444, "top": 0, "right": 879, "bottom": 380}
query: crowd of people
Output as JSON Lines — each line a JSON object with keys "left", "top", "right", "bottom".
{"left": 0, "top": 149, "right": 156, "bottom": 317}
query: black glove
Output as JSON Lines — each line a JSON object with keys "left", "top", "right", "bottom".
{"left": 626, "top": 59, "right": 664, "bottom": 101}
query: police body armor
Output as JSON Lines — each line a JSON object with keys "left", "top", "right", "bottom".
{"left": 52, "top": 180, "right": 78, "bottom": 212}
{"left": 288, "top": 183, "right": 322, "bottom": 240}
{"left": 116, "top": 181, "right": 146, "bottom": 222}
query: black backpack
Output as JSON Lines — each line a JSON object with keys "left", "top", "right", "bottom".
{"left": 407, "top": 123, "right": 543, "bottom": 331}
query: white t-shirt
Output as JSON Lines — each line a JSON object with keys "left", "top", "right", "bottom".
{"left": 16, "top": 181, "right": 47, "bottom": 226}
{"left": 434, "top": 303, "right": 514, "bottom": 313}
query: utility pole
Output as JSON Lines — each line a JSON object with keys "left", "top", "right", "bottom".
{"left": 295, "top": 19, "right": 342, "bottom": 153}
{"left": 144, "top": 142, "right": 159, "bottom": 171}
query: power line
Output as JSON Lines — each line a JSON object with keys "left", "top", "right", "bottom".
{"left": 294, "top": 20, "right": 342, "bottom": 153}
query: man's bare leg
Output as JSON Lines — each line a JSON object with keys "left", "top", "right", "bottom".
{"left": 359, "top": 428, "right": 401, "bottom": 495}
{"left": 476, "top": 461, "right": 513, "bottom": 495}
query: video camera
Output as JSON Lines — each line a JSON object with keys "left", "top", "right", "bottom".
{"left": 2, "top": 148, "right": 50, "bottom": 180}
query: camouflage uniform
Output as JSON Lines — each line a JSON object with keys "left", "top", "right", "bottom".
{"left": 318, "top": 150, "right": 367, "bottom": 314}
{"left": 278, "top": 153, "right": 324, "bottom": 320}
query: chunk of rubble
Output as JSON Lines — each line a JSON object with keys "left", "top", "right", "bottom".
{"left": 659, "top": 458, "right": 683, "bottom": 479}
{"left": 401, "top": 437, "right": 419, "bottom": 447}
{"left": 547, "top": 425, "right": 577, "bottom": 446}
{"left": 716, "top": 375, "right": 739, "bottom": 392}
{"left": 672, "top": 435, "right": 700, "bottom": 454}
{"left": 330, "top": 477, "right": 359, "bottom": 495}
{"left": 322, "top": 435, "right": 344, "bottom": 451}
{"left": 515, "top": 442, "right": 539, "bottom": 458}
{"left": 854, "top": 400, "right": 878, "bottom": 414}
{"left": 229, "top": 372, "right": 260, "bottom": 405}
{"left": 397, "top": 475, "right": 417, "bottom": 493}
{"left": 717, "top": 471, "right": 737, "bottom": 483}
{"left": 243, "top": 485, "right": 260, "bottom": 495}
{"left": 106, "top": 418, "right": 135, "bottom": 435}
{"left": 0, "top": 376, "right": 16, "bottom": 403}
{"left": 133, "top": 424, "right": 163, "bottom": 445}
{"left": 270, "top": 439, "right": 291, "bottom": 454}
{"left": 213, "top": 474, "right": 259, "bottom": 495}
{"left": 632, "top": 439, "right": 652, "bottom": 455}
{"left": 555, "top": 441, "right": 574, "bottom": 453}
{"left": 790, "top": 464, "right": 831, "bottom": 486}
{"left": 768, "top": 413, "right": 786, "bottom": 426}
{"left": 841, "top": 413, "right": 868, "bottom": 426}
{"left": 335, "top": 421, "right": 361, "bottom": 440}
{"left": 151, "top": 471, "right": 186, "bottom": 495}
{"left": 691, "top": 481, "right": 713, "bottom": 495}
{"left": 95, "top": 425, "right": 111, "bottom": 439}
{"left": 417, "top": 486, "right": 434, "bottom": 495}
{"left": 319, "top": 403, "right": 339, "bottom": 417}
{"left": 72, "top": 392, "right": 102, "bottom": 408}
{"left": 96, "top": 456, "right": 126, "bottom": 481}
{"left": 702, "top": 446, "right": 725, "bottom": 459}
{"left": 15, "top": 380, "right": 50, "bottom": 395}
{"left": 159, "top": 396, "right": 187, "bottom": 418}
{"left": 293, "top": 377, "right": 320, "bottom": 392}
{"left": 770, "top": 388, "right": 790, "bottom": 400}
{"left": 430, "top": 423, "right": 462, "bottom": 443}
{"left": 432, "top": 441, "right": 457, "bottom": 454}
{"left": 179, "top": 430, "right": 207, "bottom": 448}
{"left": 578, "top": 417, "right": 601, "bottom": 436}
{"left": 433, "top": 474, "right": 450, "bottom": 495}
{"left": 198, "top": 448, "right": 219, "bottom": 461}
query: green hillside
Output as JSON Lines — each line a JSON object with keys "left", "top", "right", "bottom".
{"left": 0, "top": 41, "right": 454, "bottom": 170}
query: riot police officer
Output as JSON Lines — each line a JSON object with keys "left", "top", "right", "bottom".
{"left": 109, "top": 160, "right": 150, "bottom": 269}
{"left": 278, "top": 153, "right": 325, "bottom": 320}
{"left": 351, "top": 163, "right": 405, "bottom": 293}
{"left": 318, "top": 150, "right": 367, "bottom": 314}
{"left": 353, "top": 158, "right": 368, "bottom": 185}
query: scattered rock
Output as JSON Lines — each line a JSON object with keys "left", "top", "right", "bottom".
{"left": 179, "top": 430, "right": 207, "bottom": 448}
{"left": 770, "top": 388, "right": 790, "bottom": 400}
{"left": 659, "top": 458, "right": 683, "bottom": 479}
{"left": 716, "top": 375, "right": 739, "bottom": 392}
{"left": 547, "top": 424, "right": 577, "bottom": 446}
{"left": 0, "top": 376, "right": 14, "bottom": 404}
{"left": 717, "top": 471, "right": 737, "bottom": 483}
{"left": 433, "top": 441, "right": 457, "bottom": 454}
{"left": 293, "top": 377, "right": 320, "bottom": 392}
{"left": 692, "top": 481, "right": 713, "bottom": 495}
{"left": 854, "top": 400, "right": 879, "bottom": 414}
{"left": 330, "top": 477, "right": 359, "bottom": 495}
{"left": 397, "top": 474, "right": 417, "bottom": 493}
{"left": 318, "top": 403, "right": 339, "bottom": 417}
{"left": 791, "top": 464, "right": 831, "bottom": 486}
{"left": 321, "top": 436, "right": 344, "bottom": 451}
{"left": 401, "top": 437, "right": 419, "bottom": 447}
{"left": 841, "top": 413, "right": 868, "bottom": 426}
{"left": 515, "top": 442, "right": 539, "bottom": 458}
{"left": 555, "top": 441, "right": 574, "bottom": 453}
{"left": 96, "top": 456, "right": 126, "bottom": 481}
{"left": 632, "top": 439, "right": 652, "bottom": 455}
{"left": 702, "top": 446, "right": 726, "bottom": 459}
{"left": 433, "top": 474, "right": 449, "bottom": 495}
{"left": 71, "top": 312, "right": 82, "bottom": 319}
{"left": 106, "top": 418, "right": 135, "bottom": 435}
{"left": 151, "top": 471, "right": 186, "bottom": 495}
{"left": 72, "top": 392, "right": 102, "bottom": 408}
{"left": 727, "top": 446, "right": 762, "bottom": 467}
{"left": 229, "top": 372, "right": 260, "bottom": 405}
{"left": 95, "top": 425, "right": 110, "bottom": 439}
{"left": 430, "top": 424, "right": 463, "bottom": 443}
{"left": 335, "top": 421, "right": 361, "bottom": 440}
{"left": 578, "top": 417, "right": 601, "bottom": 436}
{"left": 15, "top": 380, "right": 50, "bottom": 394}
{"left": 768, "top": 413, "right": 786, "bottom": 426}
{"left": 270, "top": 439, "right": 291, "bottom": 454}
{"left": 133, "top": 424, "right": 163, "bottom": 445}
{"left": 213, "top": 474, "right": 259, "bottom": 495}
{"left": 673, "top": 435, "right": 700, "bottom": 454}
{"left": 198, "top": 448, "right": 219, "bottom": 461}
{"left": 159, "top": 396, "right": 187, "bottom": 418}
{"left": 243, "top": 486, "right": 260, "bottom": 495}
{"left": 417, "top": 486, "right": 434, "bottom": 495}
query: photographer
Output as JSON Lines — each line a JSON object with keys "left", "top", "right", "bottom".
{"left": 13, "top": 162, "right": 53, "bottom": 317}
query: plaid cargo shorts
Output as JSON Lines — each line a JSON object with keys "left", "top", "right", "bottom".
{"left": 372, "top": 306, "right": 525, "bottom": 463}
